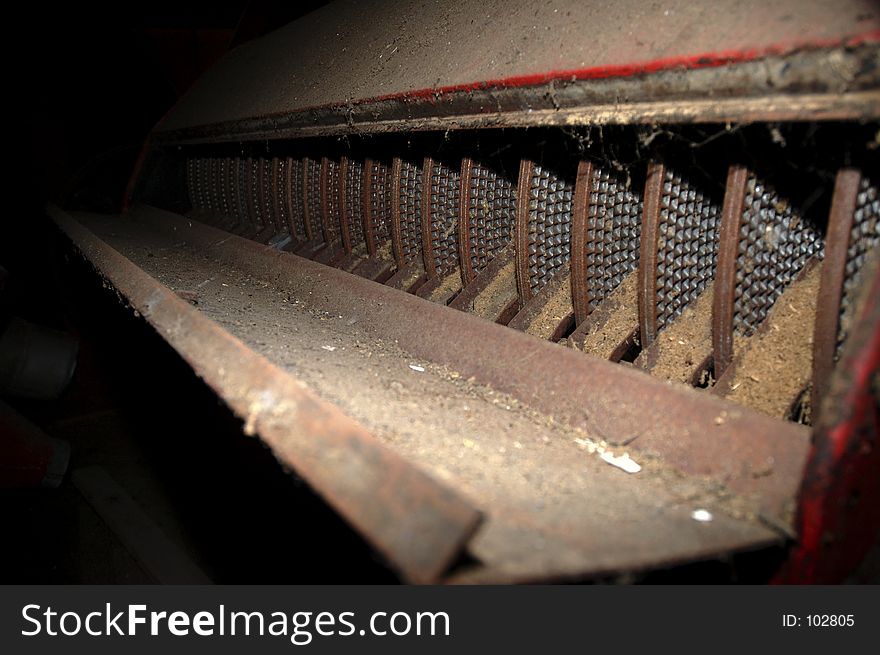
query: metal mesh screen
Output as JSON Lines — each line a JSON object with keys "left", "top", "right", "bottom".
{"left": 305, "top": 158, "right": 324, "bottom": 243}
{"left": 235, "top": 158, "right": 251, "bottom": 225}
{"left": 186, "top": 158, "right": 200, "bottom": 210}
{"left": 345, "top": 160, "right": 366, "bottom": 247}
{"left": 398, "top": 160, "right": 424, "bottom": 265}
{"left": 218, "top": 158, "right": 234, "bottom": 219}
{"left": 733, "top": 175, "right": 824, "bottom": 336}
{"left": 585, "top": 166, "right": 642, "bottom": 311}
{"left": 466, "top": 163, "right": 515, "bottom": 275}
{"left": 428, "top": 161, "right": 460, "bottom": 276}
{"left": 204, "top": 158, "right": 219, "bottom": 215}
{"left": 526, "top": 165, "right": 573, "bottom": 295}
{"left": 837, "top": 176, "right": 880, "bottom": 354}
{"left": 369, "top": 160, "right": 392, "bottom": 245}
{"left": 655, "top": 168, "right": 720, "bottom": 329}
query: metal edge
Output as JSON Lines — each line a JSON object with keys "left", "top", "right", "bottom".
{"left": 570, "top": 160, "right": 593, "bottom": 325}
{"left": 811, "top": 168, "right": 862, "bottom": 420}
{"left": 458, "top": 157, "right": 475, "bottom": 284}
{"left": 48, "top": 203, "right": 484, "bottom": 584}
{"left": 339, "top": 156, "right": 353, "bottom": 255}
{"left": 713, "top": 164, "right": 749, "bottom": 376}
{"left": 420, "top": 157, "right": 437, "bottom": 279}
{"left": 390, "top": 157, "right": 404, "bottom": 267}
{"left": 514, "top": 159, "right": 534, "bottom": 304}
{"left": 638, "top": 161, "right": 664, "bottom": 348}
{"left": 363, "top": 158, "right": 378, "bottom": 257}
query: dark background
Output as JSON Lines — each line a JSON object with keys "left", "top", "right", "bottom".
{"left": 4, "top": 1, "right": 402, "bottom": 585}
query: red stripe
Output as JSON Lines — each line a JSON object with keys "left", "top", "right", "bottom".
{"left": 338, "top": 29, "right": 880, "bottom": 109}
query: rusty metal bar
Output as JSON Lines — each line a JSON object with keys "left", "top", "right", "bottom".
{"left": 320, "top": 156, "right": 333, "bottom": 245}
{"left": 713, "top": 165, "right": 749, "bottom": 375}
{"left": 271, "top": 157, "right": 283, "bottom": 233}
{"left": 638, "top": 161, "right": 664, "bottom": 348}
{"left": 514, "top": 159, "right": 535, "bottom": 304}
{"left": 338, "top": 156, "right": 353, "bottom": 254}
{"left": 301, "top": 157, "right": 314, "bottom": 241}
{"left": 811, "top": 168, "right": 862, "bottom": 416}
{"left": 570, "top": 160, "right": 593, "bottom": 325}
{"left": 458, "top": 157, "right": 476, "bottom": 284}
{"left": 49, "top": 204, "right": 484, "bottom": 584}
{"left": 390, "top": 156, "right": 404, "bottom": 267}
{"left": 363, "top": 158, "right": 379, "bottom": 256}
{"left": 420, "top": 157, "right": 438, "bottom": 279}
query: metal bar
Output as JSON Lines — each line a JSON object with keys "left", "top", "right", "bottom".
{"left": 390, "top": 156, "right": 404, "bottom": 267}
{"left": 134, "top": 205, "right": 810, "bottom": 520}
{"left": 301, "top": 157, "right": 314, "bottom": 241}
{"left": 49, "top": 204, "right": 484, "bottom": 584}
{"left": 811, "top": 168, "right": 862, "bottom": 417}
{"left": 320, "top": 156, "right": 333, "bottom": 245}
{"left": 421, "top": 157, "right": 438, "bottom": 278}
{"left": 514, "top": 159, "right": 535, "bottom": 304}
{"left": 338, "top": 156, "right": 353, "bottom": 254}
{"left": 272, "top": 157, "right": 282, "bottom": 233}
{"left": 713, "top": 164, "right": 749, "bottom": 375}
{"left": 458, "top": 157, "right": 476, "bottom": 284}
{"left": 570, "top": 159, "right": 593, "bottom": 325}
{"left": 638, "top": 161, "right": 664, "bottom": 348}
{"left": 363, "top": 158, "right": 378, "bottom": 256}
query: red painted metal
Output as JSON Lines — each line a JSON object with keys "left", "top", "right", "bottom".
{"left": 777, "top": 257, "right": 880, "bottom": 583}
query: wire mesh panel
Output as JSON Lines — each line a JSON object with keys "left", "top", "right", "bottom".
{"left": 426, "top": 160, "right": 460, "bottom": 277}
{"left": 655, "top": 167, "right": 721, "bottom": 331}
{"left": 303, "top": 157, "right": 324, "bottom": 242}
{"left": 395, "top": 159, "right": 424, "bottom": 267}
{"left": 733, "top": 175, "right": 824, "bottom": 336}
{"left": 218, "top": 157, "right": 234, "bottom": 220}
{"left": 838, "top": 176, "right": 879, "bottom": 354}
{"left": 204, "top": 158, "right": 219, "bottom": 215}
{"left": 344, "top": 159, "right": 366, "bottom": 248}
{"left": 461, "top": 160, "right": 516, "bottom": 281}
{"left": 584, "top": 166, "right": 642, "bottom": 313}
{"left": 186, "top": 158, "right": 200, "bottom": 211}
{"left": 524, "top": 164, "right": 574, "bottom": 297}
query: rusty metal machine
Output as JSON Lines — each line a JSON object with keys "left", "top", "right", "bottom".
{"left": 51, "top": 0, "right": 879, "bottom": 583}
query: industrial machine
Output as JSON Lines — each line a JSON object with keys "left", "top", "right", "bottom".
{"left": 50, "top": 0, "right": 879, "bottom": 583}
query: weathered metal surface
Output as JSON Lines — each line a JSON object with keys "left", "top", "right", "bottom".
{"left": 68, "top": 205, "right": 802, "bottom": 583}
{"left": 152, "top": 1, "right": 880, "bottom": 143}
{"left": 48, "top": 204, "right": 484, "bottom": 584}
{"left": 120, "top": 205, "right": 811, "bottom": 521}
